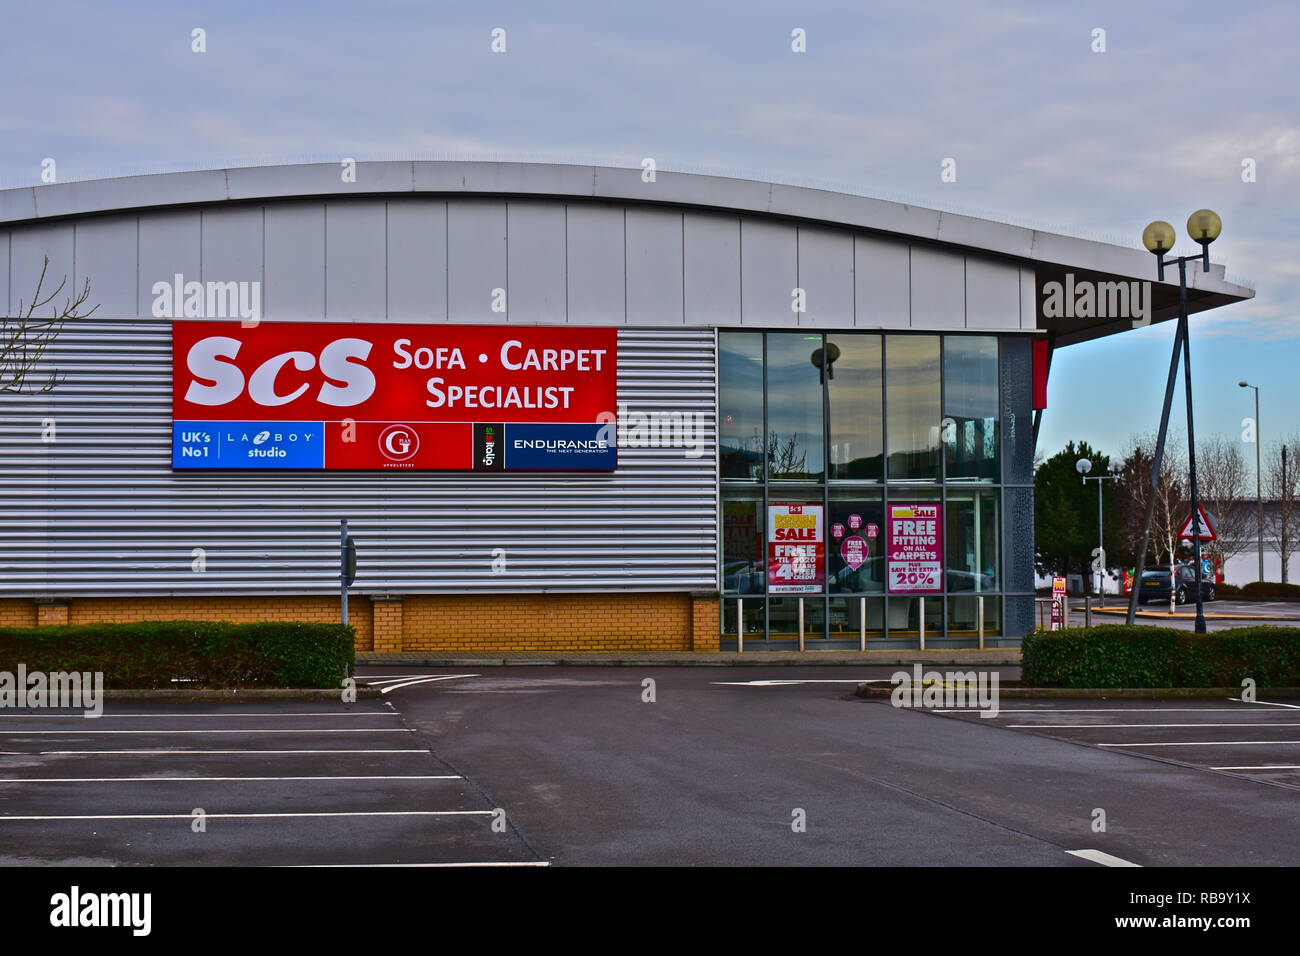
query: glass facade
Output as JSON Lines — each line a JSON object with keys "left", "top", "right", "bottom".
{"left": 719, "top": 330, "right": 1015, "bottom": 647}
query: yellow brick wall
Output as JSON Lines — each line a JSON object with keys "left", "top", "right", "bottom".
{"left": 0, "top": 592, "right": 720, "bottom": 653}
{"left": 0, "top": 600, "right": 38, "bottom": 628}
{"left": 64, "top": 596, "right": 375, "bottom": 649}
{"left": 400, "top": 592, "right": 694, "bottom": 652}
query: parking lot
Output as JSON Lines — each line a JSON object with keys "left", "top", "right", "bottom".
{"left": 1070, "top": 598, "right": 1300, "bottom": 632}
{"left": 932, "top": 697, "right": 1300, "bottom": 790}
{"left": 3, "top": 666, "right": 1299, "bottom": 867}
{"left": 0, "top": 675, "right": 544, "bottom": 867}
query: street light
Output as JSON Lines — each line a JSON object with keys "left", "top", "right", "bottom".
{"left": 1239, "top": 381, "right": 1263, "bottom": 583}
{"left": 1078, "top": 457, "right": 1122, "bottom": 604}
{"left": 1129, "top": 210, "right": 1224, "bottom": 634}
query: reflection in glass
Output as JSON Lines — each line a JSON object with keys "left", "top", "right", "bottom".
{"left": 945, "top": 490, "right": 1000, "bottom": 592}
{"left": 765, "top": 333, "right": 825, "bottom": 481}
{"left": 768, "top": 596, "right": 824, "bottom": 639}
{"left": 828, "top": 334, "right": 883, "bottom": 480}
{"left": 827, "top": 491, "right": 884, "bottom": 593}
{"left": 944, "top": 336, "right": 999, "bottom": 481}
{"left": 721, "top": 491, "right": 764, "bottom": 595}
{"left": 886, "top": 335, "right": 941, "bottom": 481}
{"left": 719, "top": 332, "right": 764, "bottom": 480}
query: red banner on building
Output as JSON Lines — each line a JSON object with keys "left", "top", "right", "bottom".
{"left": 171, "top": 321, "right": 617, "bottom": 471}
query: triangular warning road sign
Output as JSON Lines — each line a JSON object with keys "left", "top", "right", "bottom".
{"left": 1178, "top": 503, "right": 1217, "bottom": 541}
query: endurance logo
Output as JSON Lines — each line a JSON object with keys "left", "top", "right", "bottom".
{"left": 0, "top": 665, "right": 104, "bottom": 718}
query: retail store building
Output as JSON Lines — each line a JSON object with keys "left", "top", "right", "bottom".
{"left": 0, "top": 162, "right": 1252, "bottom": 651}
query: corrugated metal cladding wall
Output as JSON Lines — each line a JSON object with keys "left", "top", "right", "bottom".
{"left": 0, "top": 320, "right": 718, "bottom": 597}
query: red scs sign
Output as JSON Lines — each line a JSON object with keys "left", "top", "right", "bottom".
{"left": 171, "top": 321, "right": 618, "bottom": 471}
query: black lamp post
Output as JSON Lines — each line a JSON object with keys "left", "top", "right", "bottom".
{"left": 1239, "top": 381, "right": 1264, "bottom": 583}
{"left": 1126, "top": 210, "right": 1223, "bottom": 634}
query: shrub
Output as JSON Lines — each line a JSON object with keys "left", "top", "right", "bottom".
{"left": 0, "top": 620, "right": 354, "bottom": 689}
{"left": 1239, "top": 581, "right": 1300, "bottom": 600}
{"left": 1021, "top": 624, "right": 1300, "bottom": 688}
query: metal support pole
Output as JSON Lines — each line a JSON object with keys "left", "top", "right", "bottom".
{"left": 798, "top": 598, "right": 805, "bottom": 652}
{"left": 1255, "top": 388, "right": 1263, "bottom": 582}
{"left": 978, "top": 595, "right": 985, "bottom": 649}
{"left": 1085, "top": 594, "right": 1092, "bottom": 628}
{"left": 1097, "top": 479, "right": 1104, "bottom": 606}
{"left": 918, "top": 597, "right": 925, "bottom": 650}
{"left": 1179, "top": 259, "right": 1208, "bottom": 634}
{"left": 339, "top": 518, "right": 349, "bottom": 626}
{"left": 1127, "top": 316, "right": 1186, "bottom": 625}
{"left": 737, "top": 598, "right": 743, "bottom": 653}
{"left": 859, "top": 597, "right": 866, "bottom": 651}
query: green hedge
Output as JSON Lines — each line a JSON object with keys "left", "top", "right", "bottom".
{"left": 1021, "top": 624, "right": 1300, "bottom": 688}
{"left": 0, "top": 621, "right": 355, "bottom": 689}
{"left": 1240, "top": 581, "right": 1300, "bottom": 600}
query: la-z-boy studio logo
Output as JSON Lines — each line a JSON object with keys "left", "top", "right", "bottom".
{"left": 378, "top": 424, "right": 419, "bottom": 463}
{"left": 1041, "top": 273, "right": 1152, "bottom": 329}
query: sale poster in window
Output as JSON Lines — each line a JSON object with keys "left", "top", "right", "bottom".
{"left": 767, "top": 504, "right": 824, "bottom": 593}
{"left": 886, "top": 503, "right": 943, "bottom": 593}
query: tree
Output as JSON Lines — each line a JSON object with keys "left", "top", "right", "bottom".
{"left": 1114, "top": 432, "right": 1185, "bottom": 571}
{"left": 2, "top": 255, "right": 97, "bottom": 393}
{"left": 1263, "top": 433, "right": 1300, "bottom": 583}
{"left": 1034, "top": 439, "right": 1119, "bottom": 587}
{"left": 1194, "top": 434, "right": 1252, "bottom": 572}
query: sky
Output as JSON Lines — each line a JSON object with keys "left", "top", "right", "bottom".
{"left": 1, "top": 0, "right": 1296, "bottom": 469}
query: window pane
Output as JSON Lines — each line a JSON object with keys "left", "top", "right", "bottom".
{"left": 944, "top": 335, "right": 999, "bottom": 481}
{"left": 769, "top": 596, "right": 824, "bottom": 640}
{"left": 886, "top": 596, "right": 943, "bottom": 638}
{"left": 945, "top": 490, "right": 1000, "bottom": 592}
{"left": 828, "top": 490, "right": 884, "bottom": 593}
{"left": 886, "top": 335, "right": 941, "bottom": 481}
{"left": 827, "top": 333, "right": 883, "bottom": 480}
{"left": 766, "top": 333, "right": 825, "bottom": 481}
{"left": 719, "top": 332, "right": 764, "bottom": 480}
{"left": 721, "top": 490, "right": 764, "bottom": 595}
{"left": 944, "top": 595, "right": 1001, "bottom": 636}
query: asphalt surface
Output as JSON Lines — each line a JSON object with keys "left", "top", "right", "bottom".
{"left": 937, "top": 697, "right": 1300, "bottom": 790}
{"left": 379, "top": 666, "right": 1300, "bottom": 866}
{"left": 1073, "top": 598, "right": 1300, "bottom": 632}
{"left": 3, "top": 665, "right": 1298, "bottom": 867}
{"left": 0, "top": 690, "right": 543, "bottom": 867}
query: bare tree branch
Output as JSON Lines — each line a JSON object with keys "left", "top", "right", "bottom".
{"left": 2, "top": 255, "right": 98, "bottom": 393}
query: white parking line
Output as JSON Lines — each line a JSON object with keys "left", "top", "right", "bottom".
{"left": 934, "top": 708, "right": 1263, "bottom": 714}
{"left": 1230, "top": 698, "right": 1300, "bottom": 710}
{"left": 0, "top": 775, "right": 459, "bottom": 783}
{"left": 1212, "top": 765, "right": 1300, "bottom": 770}
{"left": 32, "top": 749, "right": 430, "bottom": 755}
{"left": 712, "top": 680, "right": 868, "bottom": 686}
{"left": 1008, "top": 722, "right": 1300, "bottom": 729}
{"left": 362, "top": 676, "right": 441, "bottom": 686}
{"left": 0, "top": 728, "right": 413, "bottom": 735}
{"left": 287, "top": 861, "right": 550, "bottom": 867}
{"left": 1099, "top": 740, "right": 1300, "bottom": 747}
{"left": 356, "top": 675, "right": 441, "bottom": 681}
{"left": 1067, "top": 849, "right": 1141, "bottom": 867}
{"left": 0, "top": 810, "right": 495, "bottom": 822}
{"left": 0, "top": 712, "right": 397, "bottom": 719}
{"left": 379, "top": 675, "right": 478, "bottom": 694}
